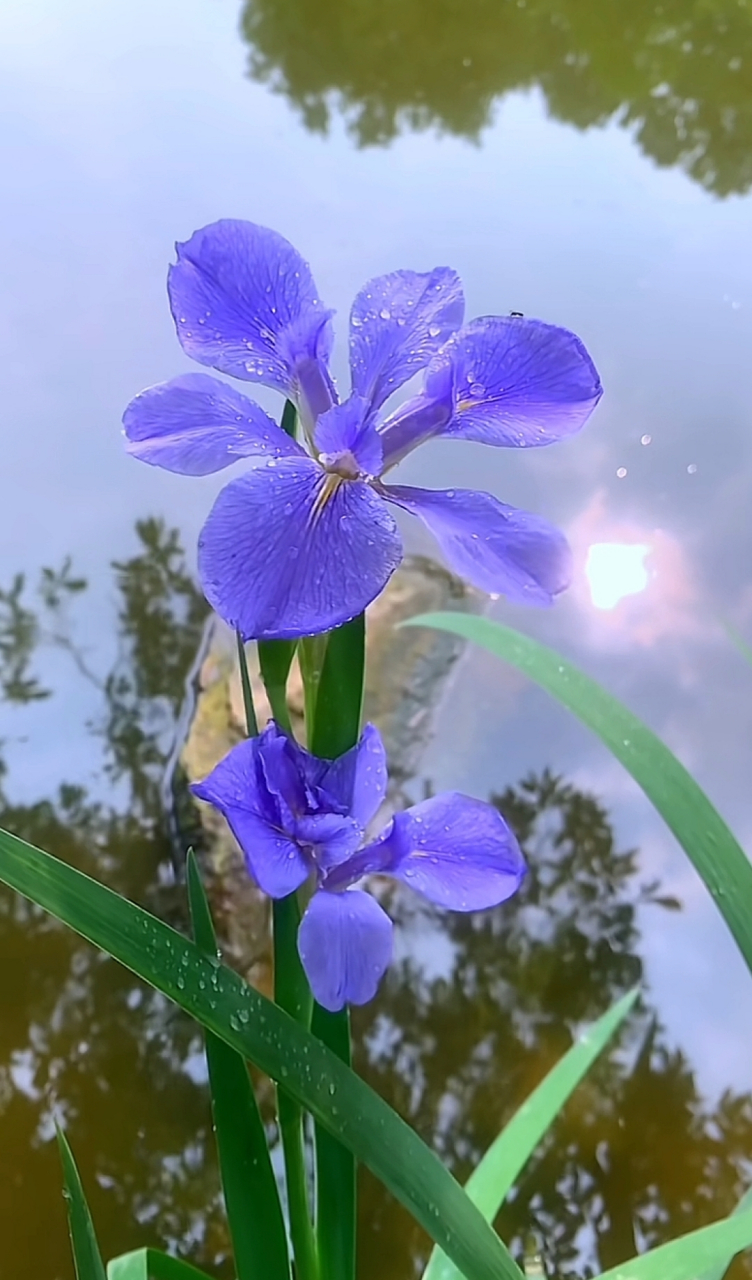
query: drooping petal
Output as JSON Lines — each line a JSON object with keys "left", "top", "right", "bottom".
{"left": 167, "top": 220, "right": 334, "bottom": 409}
{"left": 319, "top": 723, "right": 388, "bottom": 828}
{"left": 298, "top": 889, "right": 393, "bottom": 1011}
{"left": 123, "top": 373, "right": 303, "bottom": 475}
{"left": 380, "top": 792, "right": 526, "bottom": 910}
{"left": 190, "top": 738, "right": 309, "bottom": 897}
{"left": 314, "top": 397, "right": 383, "bottom": 477}
{"left": 198, "top": 457, "right": 403, "bottom": 640}
{"left": 432, "top": 315, "right": 602, "bottom": 447}
{"left": 383, "top": 484, "right": 572, "bottom": 605}
{"left": 349, "top": 268, "right": 464, "bottom": 414}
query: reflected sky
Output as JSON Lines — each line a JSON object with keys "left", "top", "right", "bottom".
{"left": 2, "top": 0, "right": 752, "bottom": 1272}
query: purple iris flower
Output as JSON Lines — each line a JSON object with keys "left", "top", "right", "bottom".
{"left": 124, "top": 219, "right": 602, "bottom": 641}
{"left": 191, "top": 721, "right": 526, "bottom": 1011}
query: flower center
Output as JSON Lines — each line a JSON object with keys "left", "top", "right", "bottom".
{"left": 319, "top": 448, "right": 362, "bottom": 480}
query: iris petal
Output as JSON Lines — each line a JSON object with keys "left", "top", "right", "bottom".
{"left": 198, "top": 457, "right": 403, "bottom": 640}
{"left": 434, "top": 315, "right": 602, "bottom": 447}
{"left": 298, "top": 889, "right": 393, "bottom": 1011}
{"left": 383, "top": 484, "right": 572, "bottom": 606}
{"left": 349, "top": 268, "right": 464, "bottom": 413}
{"left": 167, "top": 219, "right": 333, "bottom": 403}
{"left": 123, "top": 373, "right": 302, "bottom": 475}
{"left": 190, "top": 738, "right": 309, "bottom": 897}
{"left": 383, "top": 792, "right": 526, "bottom": 910}
{"left": 319, "top": 723, "right": 388, "bottom": 828}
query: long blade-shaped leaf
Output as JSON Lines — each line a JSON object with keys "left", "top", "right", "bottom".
{"left": 186, "top": 852, "right": 290, "bottom": 1280}
{"left": 423, "top": 988, "right": 639, "bottom": 1280}
{"left": 0, "top": 826, "right": 522, "bottom": 1280}
{"left": 595, "top": 1208, "right": 752, "bottom": 1280}
{"left": 697, "top": 1185, "right": 752, "bottom": 1280}
{"left": 407, "top": 614, "right": 752, "bottom": 976}
{"left": 56, "top": 1126, "right": 107, "bottom": 1280}
{"left": 107, "top": 1248, "right": 214, "bottom": 1280}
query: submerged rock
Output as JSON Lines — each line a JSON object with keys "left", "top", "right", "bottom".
{"left": 176, "top": 556, "right": 483, "bottom": 988}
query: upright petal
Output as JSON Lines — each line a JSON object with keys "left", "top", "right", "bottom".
{"left": 383, "top": 484, "right": 572, "bottom": 605}
{"left": 349, "top": 268, "right": 464, "bottom": 413}
{"left": 314, "top": 397, "right": 383, "bottom": 478}
{"left": 381, "top": 792, "right": 526, "bottom": 910}
{"left": 167, "top": 220, "right": 334, "bottom": 407}
{"left": 190, "top": 738, "right": 309, "bottom": 897}
{"left": 319, "top": 723, "right": 388, "bottom": 827}
{"left": 198, "top": 457, "right": 403, "bottom": 640}
{"left": 298, "top": 889, "right": 393, "bottom": 1011}
{"left": 123, "top": 373, "right": 303, "bottom": 475}
{"left": 432, "top": 316, "right": 602, "bottom": 447}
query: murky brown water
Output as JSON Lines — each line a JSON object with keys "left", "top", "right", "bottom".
{"left": 2, "top": 0, "right": 752, "bottom": 1274}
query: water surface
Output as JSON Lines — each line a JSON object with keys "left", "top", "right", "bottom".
{"left": 2, "top": 0, "right": 752, "bottom": 1274}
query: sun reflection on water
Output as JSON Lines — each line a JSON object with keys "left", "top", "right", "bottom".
{"left": 585, "top": 542, "right": 652, "bottom": 610}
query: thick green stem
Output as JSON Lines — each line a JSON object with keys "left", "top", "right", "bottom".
{"left": 273, "top": 895, "right": 318, "bottom": 1280}
{"left": 298, "top": 634, "right": 330, "bottom": 737}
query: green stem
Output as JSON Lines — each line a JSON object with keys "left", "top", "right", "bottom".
{"left": 273, "top": 896, "right": 318, "bottom": 1280}
{"left": 236, "top": 633, "right": 259, "bottom": 737}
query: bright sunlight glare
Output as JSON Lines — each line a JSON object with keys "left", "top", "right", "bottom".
{"left": 585, "top": 542, "right": 651, "bottom": 610}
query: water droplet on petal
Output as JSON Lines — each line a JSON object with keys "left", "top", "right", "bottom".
{"left": 379, "top": 307, "right": 391, "bottom": 320}
{"left": 428, "top": 324, "right": 441, "bottom": 338}
{"left": 470, "top": 382, "right": 485, "bottom": 397}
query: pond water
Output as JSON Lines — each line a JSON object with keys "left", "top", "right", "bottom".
{"left": 2, "top": 0, "right": 752, "bottom": 1275}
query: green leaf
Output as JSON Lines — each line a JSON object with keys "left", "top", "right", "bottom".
{"left": 309, "top": 614, "right": 365, "bottom": 759}
{"left": 726, "top": 625, "right": 752, "bottom": 670}
{"left": 0, "top": 826, "right": 522, "bottom": 1280}
{"left": 697, "top": 1184, "right": 752, "bottom": 1280}
{"left": 258, "top": 639, "right": 297, "bottom": 733}
{"left": 106, "top": 1248, "right": 214, "bottom": 1280}
{"left": 57, "top": 1126, "right": 107, "bottom": 1280}
{"left": 186, "top": 852, "right": 290, "bottom": 1280}
{"left": 595, "top": 1208, "right": 752, "bottom": 1280}
{"left": 280, "top": 399, "right": 297, "bottom": 439}
{"left": 406, "top": 614, "right": 752, "bottom": 977}
{"left": 423, "top": 989, "right": 639, "bottom": 1280}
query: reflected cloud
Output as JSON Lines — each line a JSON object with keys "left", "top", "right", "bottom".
{"left": 240, "top": 0, "right": 752, "bottom": 194}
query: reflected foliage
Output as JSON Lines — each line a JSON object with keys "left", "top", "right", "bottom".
{"left": 354, "top": 773, "right": 752, "bottom": 1279}
{"left": 1, "top": 526, "right": 751, "bottom": 1278}
{"left": 240, "top": 0, "right": 752, "bottom": 194}
{"left": 0, "top": 523, "right": 224, "bottom": 1279}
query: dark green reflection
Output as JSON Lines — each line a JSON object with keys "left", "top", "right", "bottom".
{"left": 0, "top": 522, "right": 229, "bottom": 1279}
{"left": 2, "top": 527, "right": 751, "bottom": 1278}
{"left": 240, "top": 0, "right": 752, "bottom": 194}
{"left": 354, "top": 774, "right": 752, "bottom": 1279}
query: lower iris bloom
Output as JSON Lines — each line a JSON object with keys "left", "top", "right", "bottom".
{"left": 123, "top": 219, "right": 602, "bottom": 641}
{"left": 191, "top": 722, "right": 526, "bottom": 1011}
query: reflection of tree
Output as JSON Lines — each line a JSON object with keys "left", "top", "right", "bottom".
{"left": 0, "top": 523, "right": 226, "bottom": 1279}
{"left": 3, "top": 528, "right": 752, "bottom": 1279}
{"left": 354, "top": 774, "right": 752, "bottom": 1279}
{"left": 240, "top": 0, "right": 752, "bottom": 194}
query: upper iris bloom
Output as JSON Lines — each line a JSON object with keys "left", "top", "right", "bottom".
{"left": 192, "top": 721, "right": 526, "bottom": 1011}
{"left": 124, "top": 220, "right": 602, "bottom": 640}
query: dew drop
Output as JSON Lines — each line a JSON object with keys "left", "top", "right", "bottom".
{"left": 379, "top": 307, "right": 391, "bottom": 320}
{"left": 428, "top": 323, "right": 441, "bottom": 338}
{"left": 469, "top": 382, "right": 485, "bottom": 397}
